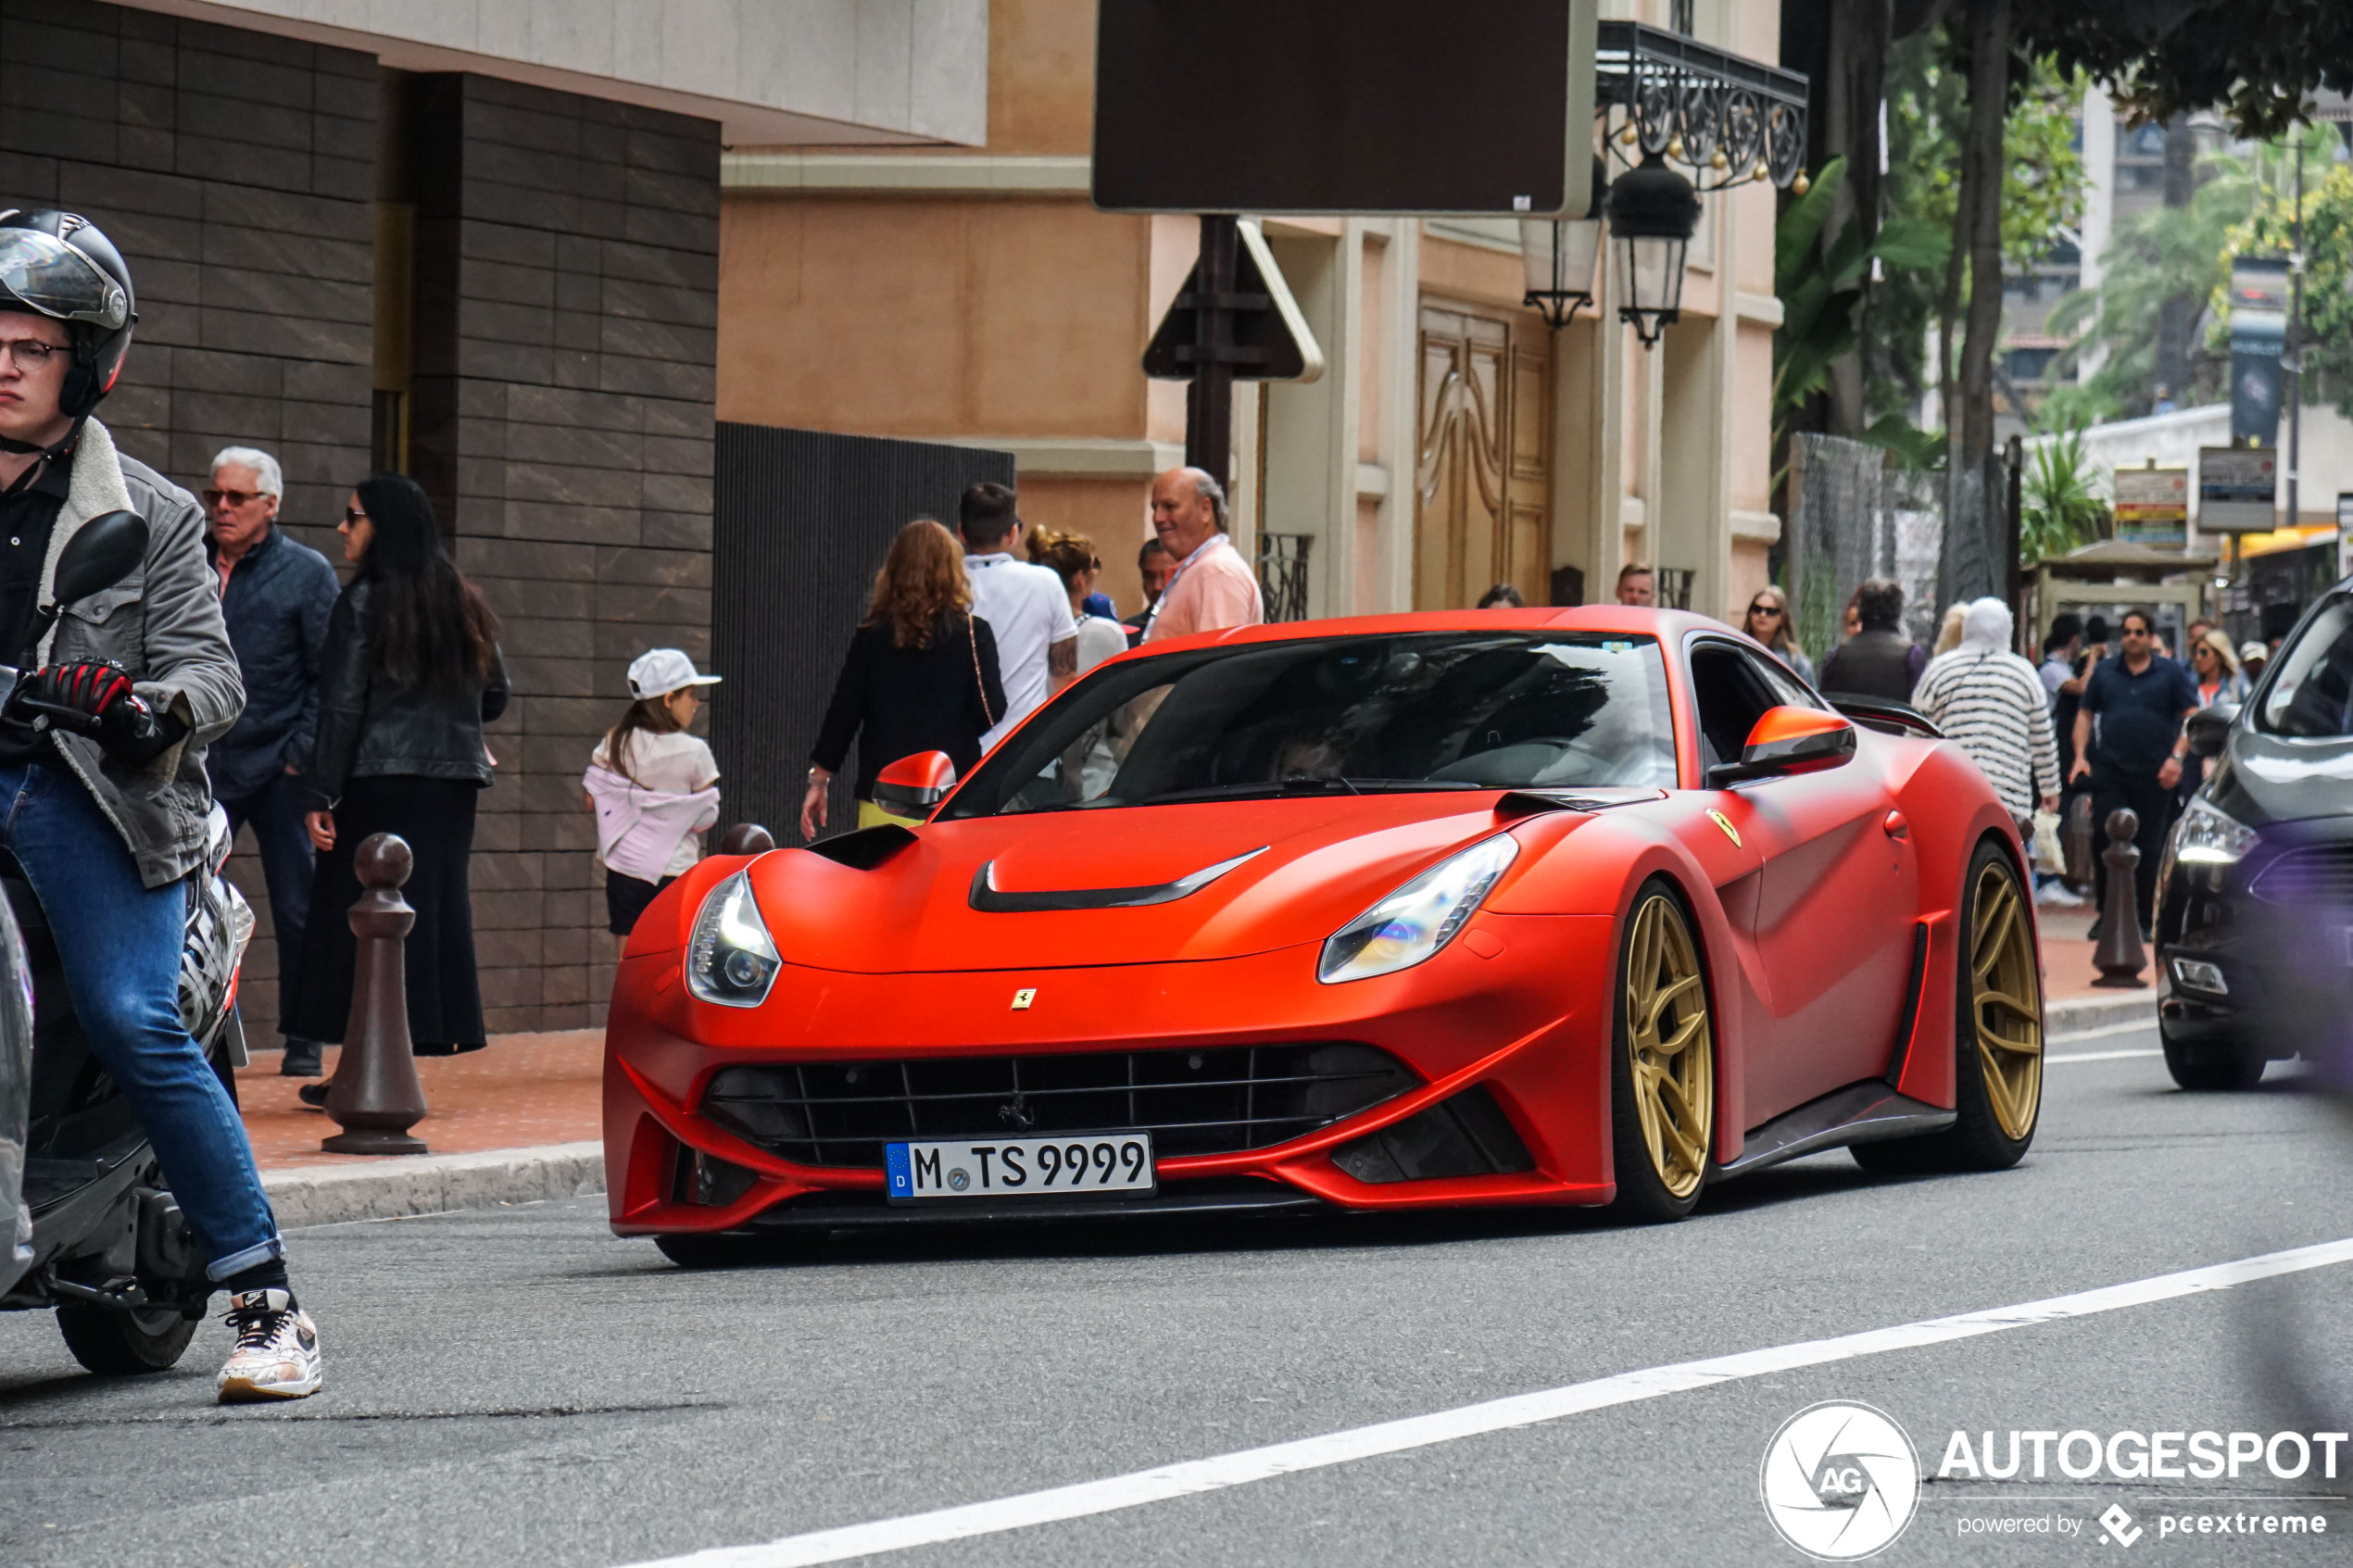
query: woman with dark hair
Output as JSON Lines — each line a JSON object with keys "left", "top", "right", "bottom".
{"left": 804, "top": 519, "right": 1006, "bottom": 839}
{"left": 287, "top": 474, "right": 509, "bottom": 1077}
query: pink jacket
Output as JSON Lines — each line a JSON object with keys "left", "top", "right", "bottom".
{"left": 583, "top": 762, "right": 720, "bottom": 884}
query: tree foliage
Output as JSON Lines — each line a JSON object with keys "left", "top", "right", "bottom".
{"left": 2020, "top": 425, "right": 2111, "bottom": 563}
{"left": 2028, "top": 1, "right": 2353, "bottom": 141}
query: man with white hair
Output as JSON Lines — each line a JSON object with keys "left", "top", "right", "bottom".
{"left": 1141, "top": 466, "right": 1261, "bottom": 643}
{"left": 1909, "top": 596, "right": 2059, "bottom": 836}
{"left": 204, "top": 445, "right": 340, "bottom": 1076}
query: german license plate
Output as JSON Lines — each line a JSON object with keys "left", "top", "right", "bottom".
{"left": 885, "top": 1133, "right": 1156, "bottom": 1203}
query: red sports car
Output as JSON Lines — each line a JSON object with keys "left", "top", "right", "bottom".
{"left": 604, "top": 608, "right": 2045, "bottom": 1264}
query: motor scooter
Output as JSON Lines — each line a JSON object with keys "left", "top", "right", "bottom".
{"left": 0, "top": 508, "right": 254, "bottom": 1373}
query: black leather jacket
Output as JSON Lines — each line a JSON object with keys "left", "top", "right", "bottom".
{"left": 304, "top": 579, "right": 509, "bottom": 802}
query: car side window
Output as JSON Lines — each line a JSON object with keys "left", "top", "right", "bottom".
{"left": 1743, "top": 648, "right": 1820, "bottom": 711}
{"left": 1689, "top": 644, "right": 1780, "bottom": 771}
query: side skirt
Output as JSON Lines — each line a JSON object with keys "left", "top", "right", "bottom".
{"left": 1718, "top": 1079, "right": 1957, "bottom": 1179}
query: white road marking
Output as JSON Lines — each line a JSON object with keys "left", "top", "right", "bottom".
{"left": 2047, "top": 1047, "right": 2163, "bottom": 1064}
{"left": 623, "top": 1236, "right": 2353, "bottom": 1568}
{"left": 2045, "top": 1017, "right": 2157, "bottom": 1046}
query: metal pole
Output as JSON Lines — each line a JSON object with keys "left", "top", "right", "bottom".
{"left": 2287, "top": 135, "right": 2304, "bottom": 534}
{"left": 2004, "top": 432, "right": 2025, "bottom": 632}
{"left": 1185, "top": 214, "right": 1239, "bottom": 483}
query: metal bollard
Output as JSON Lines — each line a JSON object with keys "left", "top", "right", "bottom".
{"left": 719, "top": 822, "right": 775, "bottom": 855}
{"left": 321, "top": 833, "right": 431, "bottom": 1155}
{"left": 2091, "top": 808, "right": 2149, "bottom": 989}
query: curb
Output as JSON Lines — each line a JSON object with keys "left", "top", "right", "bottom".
{"left": 261, "top": 1141, "right": 605, "bottom": 1229}
{"left": 2046, "top": 990, "right": 2158, "bottom": 1037}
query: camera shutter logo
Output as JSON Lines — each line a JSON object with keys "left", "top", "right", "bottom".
{"left": 1759, "top": 1401, "right": 1921, "bottom": 1560}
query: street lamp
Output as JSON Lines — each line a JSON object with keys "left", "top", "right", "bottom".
{"left": 1605, "top": 153, "right": 1701, "bottom": 347}
{"left": 1520, "top": 157, "right": 1608, "bottom": 330}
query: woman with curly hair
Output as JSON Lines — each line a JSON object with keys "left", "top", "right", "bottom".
{"left": 1026, "top": 526, "right": 1129, "bottom": 679}
{"left": 804, "top": 519, "right": 1007, "bottom": 838}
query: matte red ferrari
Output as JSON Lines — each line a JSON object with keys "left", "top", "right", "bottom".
{"left": 604, "top": 608, "right": 2045, "bottom": 1264}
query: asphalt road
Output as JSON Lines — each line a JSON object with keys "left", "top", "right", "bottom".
{"left": 6, "top": 1023, "right": 2351, "bottom": 1568}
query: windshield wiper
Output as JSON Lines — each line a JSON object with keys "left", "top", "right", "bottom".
{"left": 1137, "top": 778, "right": 1489, "bottom": 806}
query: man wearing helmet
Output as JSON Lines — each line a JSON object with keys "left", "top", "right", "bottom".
{"left": 0, "top": 209, "right": 321, "bottom": 1401}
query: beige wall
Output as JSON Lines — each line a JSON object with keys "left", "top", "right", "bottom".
{"left": 716, "top": 0, "right": 1788, "bottom": 628}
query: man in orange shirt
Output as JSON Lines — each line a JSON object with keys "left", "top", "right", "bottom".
{"left": 1141, "top": 467, "right": 1262, "bottom": 642}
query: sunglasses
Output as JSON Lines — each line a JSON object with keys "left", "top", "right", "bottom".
{"left": 1747, "top": 603, "right": 1783, "bottom": 617}
{"left": 202, "top": 487, "right": 266, "bottom": 508}
{"left": 342, "top": 506, "right": 368, "bottom": 526}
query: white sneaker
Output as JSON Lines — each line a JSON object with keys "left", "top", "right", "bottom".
{"left": 2036, "top": 882, "right": 2083, "bottom": 907}
{"left": 216, "top": 1288, "right": 322, "bottom": 1402}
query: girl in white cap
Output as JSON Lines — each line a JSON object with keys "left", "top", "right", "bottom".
{"left": 584, "top": 649, "right": 721, "bottom": 949}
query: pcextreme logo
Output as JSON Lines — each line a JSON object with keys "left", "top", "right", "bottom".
{"left": 1760, "top": 1401, "right": 1923, "bottom": 1561}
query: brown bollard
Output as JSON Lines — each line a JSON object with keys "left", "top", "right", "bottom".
{"left": 2091, "top": 807, "right": 2149, "bottom": 989}
{"left": 719, "top": 822, "right": 775, "bottom": 855}
{"left": 321, "top": 833, "right": 430, "bottom": 1155}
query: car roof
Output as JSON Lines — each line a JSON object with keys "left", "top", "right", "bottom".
{"left": 1135, "top": 606, "right": 1735, "bottom": 654}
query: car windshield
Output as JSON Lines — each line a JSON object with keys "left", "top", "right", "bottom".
{"left": 941, "top": 631, "right": 1678, "bottom": 818}
{"left": 2259, "top": 596, "right": 2353, "bottom": 738}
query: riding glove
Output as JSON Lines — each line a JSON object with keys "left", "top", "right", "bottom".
{"left": 24, "top": 659, "right": 188, "bottom": 766}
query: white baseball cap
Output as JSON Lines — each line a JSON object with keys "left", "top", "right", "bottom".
{"left": 627, "top": 648, "right": 721, "bottom": 700}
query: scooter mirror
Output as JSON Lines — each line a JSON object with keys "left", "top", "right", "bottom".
{"left": 50, "top": 509, "right": 147, "bottom": 608}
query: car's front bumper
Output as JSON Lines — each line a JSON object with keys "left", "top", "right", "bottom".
{"left": 603, "top": 914, "right": 1619, "bottom": 1236}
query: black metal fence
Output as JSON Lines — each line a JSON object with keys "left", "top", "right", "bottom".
{"left": 711, "top": 423, "right": 1014, "bottom": 844}
{"left": 1256, "top": 532, "right": 1314, "bottom": 622}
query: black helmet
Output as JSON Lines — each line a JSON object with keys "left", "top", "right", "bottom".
{"left": 0, "top": 209, "right": 135, "bottom": 420}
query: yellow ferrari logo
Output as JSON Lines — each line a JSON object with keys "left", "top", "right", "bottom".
{"left": 1706, "top": 809, "right": 1742, "bottom": 847}
{"left": 1012, "top": 988, "right": 1037, "bottom": 1010}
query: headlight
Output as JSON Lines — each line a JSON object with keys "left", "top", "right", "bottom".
{"left": 2171, "top": 796, "right": 2257, "bottom": 867}
{"left": 1318, "top": 834, "right": 1519, "bottom": 985}
{"left": 685, "top": 870, "right": 781, "bottom": 1007}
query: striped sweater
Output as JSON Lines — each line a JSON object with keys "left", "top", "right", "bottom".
{"left": 1910, "top": 647, "right": 2060, "bottom": 820}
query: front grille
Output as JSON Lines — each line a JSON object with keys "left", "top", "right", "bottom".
{"left": 699, "top": 1044, "right": 1416, "bottom": 1169}
{"left": 2248, "top": 844, "right": 2353, "bottom": 904}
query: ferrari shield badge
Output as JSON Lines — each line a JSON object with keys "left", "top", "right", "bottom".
{"left": 1706, "top": 809, "right": 1743, "bottom": 847}
{"left": 1012, "top": 988, "right": 1037, "bottom": 1010}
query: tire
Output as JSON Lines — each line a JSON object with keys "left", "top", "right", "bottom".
{"left": 1607, "top": 880, "right": 1717, "bottom": 1223}
{"left": 1853, "top": 840, "right": 2042, "bottom": 1176}
{"left": 655, "top": 1231, "right": 827, "bottom": 1270}
{"left": 2160, "top": 1027, "right": 2266, "bottom": 1092}
{"left": 57, "top": 1303, "right": 199, "bottom": 1374}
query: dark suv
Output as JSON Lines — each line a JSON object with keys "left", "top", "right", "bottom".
{"left": 2158, "top": 582, "right": 2353, "bottom": 1090}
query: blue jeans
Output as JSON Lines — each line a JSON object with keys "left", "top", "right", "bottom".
{"left": 219, "top": 769, "right": 320, "bottom": 1047}
{"left": 0, "top": 765, "right": 282, "bottom": 1279}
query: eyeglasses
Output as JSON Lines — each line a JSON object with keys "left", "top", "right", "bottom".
{"left": 0, "top": 338, "right": 65, "bottom": 367}
{"left": 341, "top": 507, "right": 368, "bottom": 526}
{"left": 202, "top": 487, "right": 266, "bottom": 509}
{"left": 1747, "top": 603, "right": 1783, "bottom": 618}
{"left": 2121, "top": 626, "right": 2152, "bottom": 638}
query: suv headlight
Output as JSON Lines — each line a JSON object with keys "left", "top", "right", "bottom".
{"left": 1319, "top": 834, "right": 1519, "bottom": 985}
{"left": 685, "top": 870, "right": 781, "bottom": 1007}
{"left": 2171, "top": 796, "right": 2257, "bottom": 867}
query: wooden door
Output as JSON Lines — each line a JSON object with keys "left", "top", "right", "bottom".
{"left": 1415, "top": 303, "right": 1551, "bottom": 609}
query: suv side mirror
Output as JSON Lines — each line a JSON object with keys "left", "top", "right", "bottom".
{"left": 51, "top": 509, "right": 147, "bottom": 608}
{"left": 1707, "top": 706, "right": 1858, "bottom": 788}
{"left": 872, "top": 751, "right": 957, "bottom": 818}
{"left": 2185, "top": 702, "right": 2238, "bottom": 759}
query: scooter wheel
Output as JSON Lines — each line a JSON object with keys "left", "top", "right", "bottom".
{"left": 57, "top": 1303, "right": 199, "bottom": 1374}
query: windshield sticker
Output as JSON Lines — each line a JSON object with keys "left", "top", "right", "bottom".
{"left": 1602, "top": 641, "right": 1634, "bottom": 655}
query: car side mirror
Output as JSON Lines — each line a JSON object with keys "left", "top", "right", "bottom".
{"left": 871, "top": 751, "right": 957, "bottom": 818}
{"left": 2185, "top": 703, "right": 2238, "bottom": 759}
{"left": 50, "top": 509, "right": 146, "bottom": 608}
{"left": 1706, "top": 705, "right": 1857, "bottom": 788}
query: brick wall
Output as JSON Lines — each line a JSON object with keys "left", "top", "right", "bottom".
{"left": 0, "top": 0, "right": 375, "bottom": 1043}
{"left": 409, "top": 74, "right": 719, "bottom": 1033}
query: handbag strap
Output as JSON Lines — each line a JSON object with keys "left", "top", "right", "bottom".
{"left": 968, "top": 617, "right": 997, "bottom": 728}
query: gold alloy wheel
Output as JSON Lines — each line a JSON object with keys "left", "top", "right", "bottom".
{"left": 1968, "top": 859, "right": 2044, "bottom": 1141}
{"left": 1626, "top": 893, "right": 1715, "bottom": 1198}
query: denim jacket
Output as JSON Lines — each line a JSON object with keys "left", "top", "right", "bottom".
{"left": 206, "top": 524, "right": 338, "bottom": 801}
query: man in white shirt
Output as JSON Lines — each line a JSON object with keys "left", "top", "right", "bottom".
{"left": 960, "top": 482, "right": 1076, "bottom": 749}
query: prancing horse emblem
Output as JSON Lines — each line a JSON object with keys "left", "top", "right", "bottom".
{"left": 1012, "top": 987, "right": 1037, "bottom": 1010}
{"left": 1706, "top": 809, "right": 1742, "bottom": 847}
